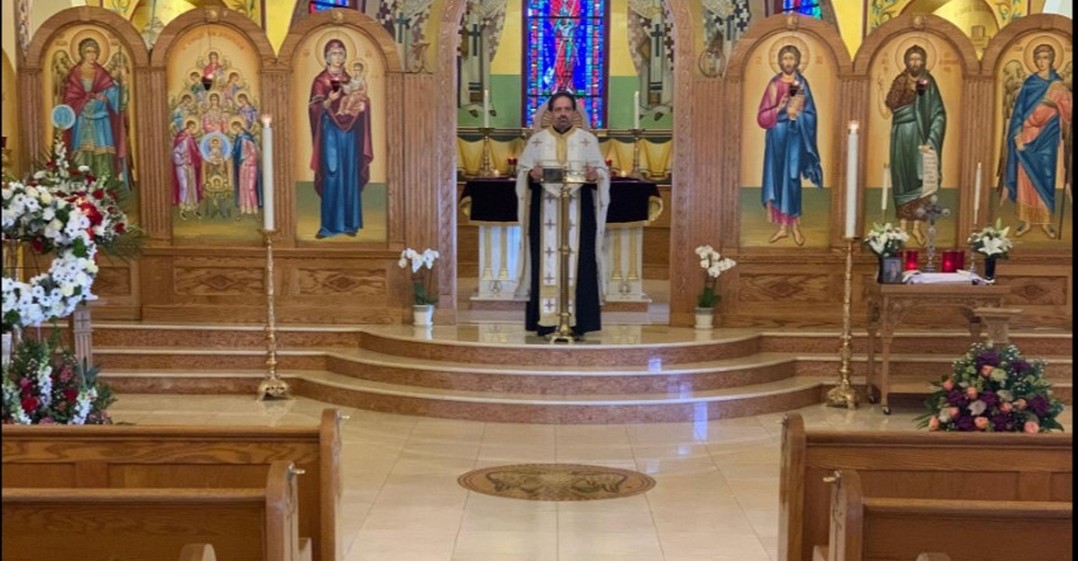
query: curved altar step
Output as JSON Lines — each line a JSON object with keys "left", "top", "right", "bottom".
{"left": 87, "top": 323, "right": 1072, "bottom": 423}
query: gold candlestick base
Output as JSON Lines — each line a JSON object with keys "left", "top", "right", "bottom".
{"left": 258, "top": 229, "right": 292, "bottom": 400}
{"left": 826, "top": 237, "right": 859, "bottom": 409}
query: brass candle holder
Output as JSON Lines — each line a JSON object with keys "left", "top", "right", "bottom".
{"left": 629, "top": 128, "right": 645, "bottom": 179}
{"left": 478, "top": 127, "right": 498, "bottom": 177}
{"left": 826, "top": 236, "right": 859, "bottom": 409}
{"left": 258, "top": 228, "right": 291, "bottom": 400}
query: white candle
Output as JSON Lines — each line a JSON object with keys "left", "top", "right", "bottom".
{"left": 633, "top": 91, "right": 640, "bottom": 130}
{"left": 483, "top": 89, "right": 490, "bottom": 128}
{"left": 261, "top": 114, "right": 275, "bottom": 231}
{"left": 881, "top": 164, "right": 890, "bottom": 211}
{"left": 973, "top": 161, "right": 983, "bottom": 224}
{"left": 845, "top": 121, "right": 859, "bottom": 238}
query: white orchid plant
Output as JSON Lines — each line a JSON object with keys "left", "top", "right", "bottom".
{"left": 968, "top": 219, "right": 1013, "bottom": 259}
{"left": 398, "top": 247, "right": 440, "bottom": 306}
{"left": 695, "top": 244, "right": 736, "bottom": 308}
{"left": 863, "top": 222, "right": 909, "bottom": 258}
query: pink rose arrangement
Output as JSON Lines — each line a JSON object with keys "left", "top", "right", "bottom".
{"left": 917, "top": 342, "right": 1064, "bottom": 433}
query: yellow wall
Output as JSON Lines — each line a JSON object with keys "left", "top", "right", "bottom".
{"left": 265, "top": 0, "right": 299, "bottom": 54}
{"left": 835, "top": 3, "right": 866, "bottom": 57}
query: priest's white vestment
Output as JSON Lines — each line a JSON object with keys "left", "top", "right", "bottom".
{"left": 515, "top": 126, "right": 610, "bottom": 335}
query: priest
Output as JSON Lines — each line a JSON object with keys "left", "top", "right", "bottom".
{"left": 515, "top": 92, "right": 611, "bottom": 338}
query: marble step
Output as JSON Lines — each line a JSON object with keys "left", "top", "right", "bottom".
{"left": 69, "top": 323, "right": 1073, "bottom": 363}
{"left": 102, "top": 369, "right": 830, "bottom": 424}
{"left": 93, "top": 346, "right": 1072, "bottom": 396}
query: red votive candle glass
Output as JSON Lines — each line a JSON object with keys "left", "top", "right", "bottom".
{"left": 953, "top": 251, "right": 965, "bottom": 271}
{"left": 941, "top": 251, "right": 957, "bottom": 273}
{"left": 903, "top": 250, "right": 919, "bottom": 271}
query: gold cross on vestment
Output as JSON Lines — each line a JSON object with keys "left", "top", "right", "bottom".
{"left": 531, "top": 138, "right": 543, "bottom": 147}
{"left": 580, "top": 138, "right": 591, "bottom": 147}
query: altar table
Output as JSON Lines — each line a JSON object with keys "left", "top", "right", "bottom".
{"left": 459, "top": 177, "right": 662, "bottom": 303}
{"left": 864, "top": 283, "right": 1011, "bottom": 414}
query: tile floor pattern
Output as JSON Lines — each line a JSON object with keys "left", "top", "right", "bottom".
{"left": 109, "top": 395, "right": 1072, "bottom": 561}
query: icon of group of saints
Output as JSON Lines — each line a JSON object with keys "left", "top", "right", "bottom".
{"left": 169, "top": 51, "right": 262, "bottom": 222}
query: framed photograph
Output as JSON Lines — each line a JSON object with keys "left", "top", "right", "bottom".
{"left": 881, "top": 257, "right": 904, "bottom": 284}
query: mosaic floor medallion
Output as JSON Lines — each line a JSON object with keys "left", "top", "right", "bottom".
{"left": 457, "top": 463, "right": 656, "bottom": 501}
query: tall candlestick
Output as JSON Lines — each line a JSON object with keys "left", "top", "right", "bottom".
{"left": 483, "top": 89, "right": 490, "bottom": 128}
{"left": 880, "top": 164, "right": 890, "bottom": 211}
{"left": 973, "top": 161, "right": 982, "bottom": 224}
{"left": 261, "top": 114, "right": 275, "bottom": 231}
{"left": 633, "top": 91, "right": 640, "bottom": 130}
{"left": 845, "top": 121, "right": 859, "bottom": 238}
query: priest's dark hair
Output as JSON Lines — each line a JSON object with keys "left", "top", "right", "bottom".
{"left": 547, "top": 91, "right": 577, "bottom": 111}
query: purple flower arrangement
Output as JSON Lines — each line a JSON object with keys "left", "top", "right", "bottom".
{"left": 918, "top": 342, "right": 1064, "bottom": 433}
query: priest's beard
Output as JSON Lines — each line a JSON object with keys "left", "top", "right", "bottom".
{"left": 554, "top": 119, "right": 573, "bottom": 134}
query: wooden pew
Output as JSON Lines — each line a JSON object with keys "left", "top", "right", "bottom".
{"left": 3, "top": 461, "right": 308, "bottom": 561}
{"left": 1, "top": 408, "right": 344, "bottom": 561}
{"left": 818, "top": 469, "right": 1072, "bottom": 561}
{"left": 779, "top": 413, "right": 1072, "bottom": 561}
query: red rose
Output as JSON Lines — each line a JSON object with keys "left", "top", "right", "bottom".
{"left": 20, "top": 396, "right": 39, "bottom": 413}
{"left": 63, "top": 388, "right": 78, "bottom": 402}
{"left": 92, "top": 189, "right": 105, "bottom": 200}
{"left": 31, "top": 238, "right": 45, "bottom": 253}
{"left": 115, "top": 223, "right": 126, "bottom": 234}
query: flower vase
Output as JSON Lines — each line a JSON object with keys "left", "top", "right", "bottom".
{"left": 694, "top": 307, "right": 714, "bottom": 330}
{"left": 413, "top": 304, "right": 434, "bottom": 326}
{"left": 983, "top": 257, "right": 997, "bottom": 282}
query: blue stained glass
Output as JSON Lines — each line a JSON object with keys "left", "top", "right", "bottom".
{"left": 309, "top": 0, "right": 350, "bottom": 13}
{"left": 782, "top": 0, "right": 822, "bottom": 19}
{"left": 523, "top": 0, "right": 609, "bottom": 128}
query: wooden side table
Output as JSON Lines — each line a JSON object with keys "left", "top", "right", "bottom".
{"left": 864, "top": 284, "right": 1011, "bottom": 414}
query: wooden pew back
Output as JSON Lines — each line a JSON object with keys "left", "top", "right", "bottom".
{"left": 780, "top": 413, "right": 1073, "bottom": 561}
{"left": 2, "top": 461, "right": 303, "bottom": 561}
{"left": 827, "top": 469, "right": 1072, "bottom": 561}
{"left": 1, "top": 408, "right": 343, "bottom": 561}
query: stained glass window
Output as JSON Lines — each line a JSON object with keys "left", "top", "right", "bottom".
{"left": 309, "top": 0, "right": 353, "bottom": 13}
{"left": 523, "top": 0, "right": 609, "bottom": 128}
{"left": 780, "top": 0, "right": 822, "bottom": 19}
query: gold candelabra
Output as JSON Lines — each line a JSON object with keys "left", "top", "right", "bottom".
{"left": 478, "top": 127, "right": 498, "bottom": 177}
{"left": 258, "top": 229, "right": 291, "bottom": 400}
{"left": 629, "top": 128, "right": 645, "bottom": 179}
{"left": 826, "top": 237, "right": 859, "bottom": 409}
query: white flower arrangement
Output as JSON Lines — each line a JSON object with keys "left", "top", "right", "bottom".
{"left": 968, "top": 218, "right": 1013, "bottom": 259}
{"left": 2, "top": 140, "right": 139, "bottom": 333}
{"left": 2, "top": 180, "right": 99, "bottom": 332}
{"left": 34, "top": 141, "right": 136, "bottom": 254}
{"left": 694, "top": 244, "right": 736, "bottom": 308}
{"left": 398, "top": 247, "right": 440, "bottom": 305}
{"left": 862, "top": 222, "right": 909, "bottom": 257}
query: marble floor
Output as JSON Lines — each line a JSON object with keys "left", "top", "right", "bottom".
{"left": 109, "top": 394, "right": 1072, "bottom": 561}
